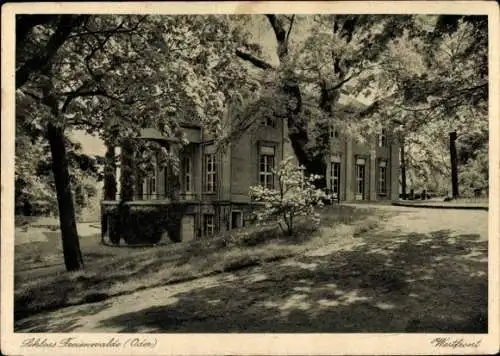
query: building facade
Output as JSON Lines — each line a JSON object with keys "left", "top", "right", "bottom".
{"left": 102, "top": 112, "right": 399, "bottom": 245}
{"left": 101, "top": 115, "right": 297, "bottom": 244}
{"left": 326, "top": 126, "right": 400, "bottom": 202}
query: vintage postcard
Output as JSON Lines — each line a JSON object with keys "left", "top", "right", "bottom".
{"left": 1, "top": 1, "right": 499, "bottom": 355}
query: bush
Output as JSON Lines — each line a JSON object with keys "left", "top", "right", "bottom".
{"left": 459, "top": 148, "right": 488, "bottom": 198}
{"left": 103, "top": 203, "right": 189, "bottom": 245}
{"left": 249, "top": 156, "right": 328, "bottom": 236}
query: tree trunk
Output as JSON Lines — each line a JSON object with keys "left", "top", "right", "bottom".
{"left": 449, "top": 131, "right": 459, "bottom": 199}
{"left": 236, "top": 17, "right": 325, "bottom": 185}
{"left": 235, "top": 15, "right": 359, "bottom": 189}
{"left": 286, "top": 116, "right": 326, "bottom": 187}
{"left": 295, "top": 71, "right": 343, "bottom": 189}
{"left": 47, "top": 122, "right": 84, "bottom": 271}
{"left": 103, "top": 142, "right": 117, "bottom": 200}
{"left": 282, "top": 81, "right": 329, "bottom": 187}
{"left": 400, "top": 137, "right": 407, "bottom": 200}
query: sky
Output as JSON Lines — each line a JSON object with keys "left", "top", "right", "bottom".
{"left": 69, "top": 130, "right": 106, "bottom": 156}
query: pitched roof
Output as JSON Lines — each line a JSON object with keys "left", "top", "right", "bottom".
{"left": 139, "top": 122, "right": 202, "bottom": 143}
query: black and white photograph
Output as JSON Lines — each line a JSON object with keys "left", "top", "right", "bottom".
{"left": 2, "top": 1, "right": 499, "bottom": 355}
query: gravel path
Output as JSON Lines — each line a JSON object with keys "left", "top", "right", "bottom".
{"left": 15, "top": 206, "right": 488, "bottom": 333}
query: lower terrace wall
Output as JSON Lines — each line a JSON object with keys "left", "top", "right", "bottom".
{"left": 101, "top": 200, "right": 258, "bottom": 245}
{"left": 101, "top": 201, "right": 191, "bottom": 245}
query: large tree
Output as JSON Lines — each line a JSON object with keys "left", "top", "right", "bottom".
{"left": 234, "top": 14, "right": 487, "bottom": 195}
{"left": 15, "top": 14, "right": 488, "bottom": 271}
{"left": 371, "top": 15, "right": 488, "bottom": 198}
{"left": 15, "top": 104, "right": 102, "bottom": 217}
{"left": 234, "top": 15, "right": 418, "bottom": 187}
{"left": 15, "top": 15, "right": 258, "bottom": 270}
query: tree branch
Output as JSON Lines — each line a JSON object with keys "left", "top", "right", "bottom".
{"left": 392, "top": 82, "right": 488, "bottom": 113}
{"left": 66, "top": 17, "right": 145, "bottom": 40}
{"left": 70, "top": 118, "right": 104, "bottom": 130}
{"left": 20, "top": 89, "right": 42, "bottom": 101}
{"left": 266, "top": 14, "right": 290, "bottom": 61}
{"left": 83, "top": 19, "right": 128, "bottom": 82}
{"left": 16, "top": 15, "right": 87, "bottom": 89}
{"left": 60, "top": 84, "right": 125, "bottom": 114}
{"left": 266, "top": 14, "right": 286, "bottom": 43}
{"left": 235, "top": 48, "right": 274, "bottom": 70}
{"left": 330, "top": 70, "right": 362, "bottom": 91}
{"left": 286, "top": 15, "right": 295, "bottom": 42}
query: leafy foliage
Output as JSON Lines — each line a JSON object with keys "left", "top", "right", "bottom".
{"left": 16, "top": 14, "right": 267, "bottom": 269}
{"left": 16, "top": 14, "right": 261, "bottom": 209}
{"left": 16, "top": 14, "right": 489, "bottom": 212}
{"left": 234, "top": 15, "right": 488, "bottom": 195}
{"left": 249, "top": 156, "right": 327, "bottom": 235}
{"left": 19, "top": 15, "right": 257, "bottom": 140}
{"left": 459, "top": 147, "right": 488, "bottom": 197}
{"left": 15, "top": 102, "right": 101, "bottom": 215}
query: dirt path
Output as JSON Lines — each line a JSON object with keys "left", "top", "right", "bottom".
{"left": 345, "top": 203, "right": 488, "bottom": 240}
{"left": 15, "top": 206, "right": 488, "bottom": 333}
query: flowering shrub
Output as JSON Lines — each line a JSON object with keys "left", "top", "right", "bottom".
{"left": 249, "top": 156, "right": 328, "bottom": 236}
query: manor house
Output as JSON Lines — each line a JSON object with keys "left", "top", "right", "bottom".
{"left": 101, "top": 99, "right": 399, "bottom": 244}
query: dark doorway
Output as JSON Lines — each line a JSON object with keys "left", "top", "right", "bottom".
{"left": 231, "top": 211, "right": 243, "bottom": 229}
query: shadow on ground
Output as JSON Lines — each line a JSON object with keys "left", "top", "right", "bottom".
{"left": 92, "top": 229, "right": 487, "bottom": 333}
{"left": 14, "top": 212, "right": 487, "bottom": 334}
{"left": 14, "top": 301, "right": 114, "bottom": 332}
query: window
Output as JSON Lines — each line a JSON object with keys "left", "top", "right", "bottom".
{"left": 148, "top": 175, "right": 156, "bottom": 197}
{"left": 144, "top": 159, "right": 158, "bottom": 200}
{"left": 184, "top": 156, "right": 192, "bottom": 193}
{"left": 264, "top": 117, "right": 276, "bottom": 128}
{"left": 355, "top": 158, "right": 366, "bottom": 199}
{"left": 163, "top": 164, "right": 169, "bottom": 198}
{"left": 203, "top": 214, "right": 215, "bottom": 236}
{"left": 231, "top": 211, "right": 243, "bottom": 229}
{"left": 259, "top": 146, "right": 275, "bottom": 189}
{"left": 204, "top": 154, "right": 216, "bottom": 193}
{"left": 330, "top": 126, "right": 339, "bottom": 139}
{"left": 378, "top": 160, "right": 387, "bottom": 194}
{"left": 330, "top": 162, "right": 341, "bottom": 198}
{"left": 378, "top": 129, "right": 387, "bottom": 147}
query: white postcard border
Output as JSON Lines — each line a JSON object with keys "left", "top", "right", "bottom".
{"left": 2, "top": 1, "right": 499, "bottom": 355}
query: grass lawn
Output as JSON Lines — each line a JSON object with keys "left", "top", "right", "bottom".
{"left": 14, "top": 205, "right": 487, "bottom": 333}
{"left": 15, "top": 204, "right": 381, "bottom": 322}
